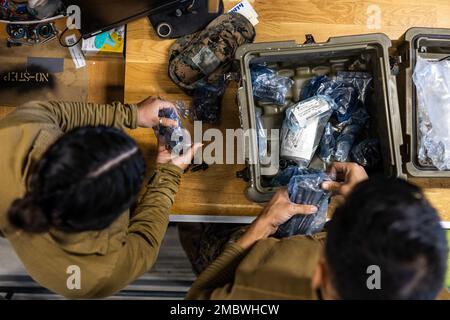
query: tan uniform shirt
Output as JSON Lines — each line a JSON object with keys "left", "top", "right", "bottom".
{"left": 187, "top": 232, "right": 450, "bottom": 300}
{"left": 0, "top": 101, "right": 183, "bottom": 299}
{"left": 187, "top": 233, "right": 325, "bottom": 300}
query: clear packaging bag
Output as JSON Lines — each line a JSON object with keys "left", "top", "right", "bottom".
{"left": 275, "top": 169, "right": 332, "bottom": 237}
{"left": 280, "top": 96, "right": 333, "bottom": 167}
{"left": 192, "top": 76, "right": 228, "bottom": 124}
{"left": 303, "top": 73, "right": 372, "bottom": 123}
{"left": 319, "top": 122, "right": 338, "bottom": 164}
{"left": 413, "top": 57, "right": 450, "bottom": 170}
{"left": 335, "top": 123, "right": 363, "bottom": 162}
{"left": 271, "top": 166, "right": 322, "bottom": 187}
{"left": 158, "top": 108, "right": 186, "bottom": 155}
{"left": 336, "top": 71, "right": 373, "bottom": 107}
{"left": 251, "top": 64, "right": 294, "bottom": 106}
{"left": 255, "top": 109, "right": 268, "bottom": 160}
{"left": 351, "top": 138, "right": 381, "bottom": 168}
{"left": 302, "top": 76, "right": 358, "bottom": 122}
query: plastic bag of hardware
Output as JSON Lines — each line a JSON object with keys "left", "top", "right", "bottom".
{"left": 271, "top": 166, "right": 322, "bottom": 187}
{"left": 334, "top": 123, "right": 364, "bottom": 162}
{"left": 301, "top": 75, "right": 329, "bottom": 100}
{"left": 255, "top": 109, "right": 268, "bottom": 160}
{"left": 303, "top": 74, "right": 372, "bottom": 122}
{"left": 275, "top": 170, "right": 332, "bottom": 238}
{"left": 336, "top": 71, "right": 373, "bottom": 108}
{"left": 175, "top": 101, "right": 191, "bottom": 119}
{"left": 192, "top": 76, "right": 228, "bottom": 124}
{"left": 158, "top": 108, "right": 186, "bottom": 155}
{"left": 280, "top": 96, "right": 333, "bottom": 167}
{"left": 413, "top": 57, "right": 450, "bottom": 170}
{"left": 351, "top": 139, "right": 381, "bottom": 168}
{"left": 319, "top": 122, "right": 338, "bottom": 164}
{"left": 251, "top": 64, "right": 294, "bottom": 105}
{"left": 303, "top": 76, "right": 359, "bottom": 122}
{"left": 334, "top": 106, "right": 370, "bottom": 131}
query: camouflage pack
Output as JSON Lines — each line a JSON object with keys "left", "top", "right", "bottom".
{"left": 168, "top": 12, "right": 256, "bottom": 94}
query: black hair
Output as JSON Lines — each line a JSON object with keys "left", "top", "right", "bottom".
{"left": 8, "top": 126, "right": 146, "bottom": 233}
{"left": 326, "top": 177, "right": 448, "bottom": 300}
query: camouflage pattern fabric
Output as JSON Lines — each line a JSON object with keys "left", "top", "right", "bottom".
{"left": 169, "top": 12, "right": 256, "bottom": 94}
{"left": 178, "top": 223, "right": 248, "bottom": 275}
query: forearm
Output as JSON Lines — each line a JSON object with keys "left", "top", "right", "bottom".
{"left": 88, "top": 164, "right": 183, "bottom": 298}
{"left": 127, "top": 163, "right": 183, "bottom": 258}
{"left": 9, "top": 101, "right": 138, "bottom": 132}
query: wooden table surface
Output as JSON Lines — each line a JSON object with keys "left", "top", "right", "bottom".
{"left": 124, "top": 0, "right": 450, "bottom": 222}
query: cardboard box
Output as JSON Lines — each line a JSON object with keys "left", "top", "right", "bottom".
{"left": 81, "top": 25, "right": 125, "bottom": 57}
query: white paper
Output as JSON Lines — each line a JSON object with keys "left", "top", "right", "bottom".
{"left": 228, "top": 0, "right": 259, "bottom": 26}
{"left": 281, "top": 117, "right": 318, "bottom": 160}
{"left": 66, "top": 35, "right": 86, "bottom": 69}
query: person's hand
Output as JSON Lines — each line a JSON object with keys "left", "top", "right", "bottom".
{"left": 236, "top": 189, "right": 319, "bottom": 249}
{"left": 156, "top": 142, "right": 203, "bottom": 171}
{"left": 136, "top": 96, "right": 179, "bottom": 128}
{"left": 321, "top": 162, "right": 368, "bottom": 198}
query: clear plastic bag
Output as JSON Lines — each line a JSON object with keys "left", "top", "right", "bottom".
{"left": 255, "top": 109, "right": 268, "bottom": 161}
{"left": 319, "top": 122, "right": 338, "bottom": 164}
{"left": 280, "top": 96, "right": 333, "bottom": 167}
{"left": 271, "top": 166, "right": 322, "bottom": 187}
{"left": 335, "top": 123, "right": 363, "bottom": 162}
{"left": 303, "top": 73, "right": 372, "bottom": 123}
{"left": 251, "top": 64, "right": 294, "bottom": 106}
{"left": 413, "top": 57, "right": 450, "bottom": 170}
{"left": 303, "top": 76, "right": 358, "bottom": 122}
{"left": 336, "top": 71, "right": 373, "bottom": 107}
{"left": 192, "top": 76, "right": 228, "bottom": 124}
{"left": 175, "top": 101, "right": 191, "bottom": 119}
{"left": 158, "top": 108, "right": 186, "bottom": 155}
{"left": 275, "top": 169, "right": 332, "bottom": 237}
{"left": 351, "top": 138, "right": 381, "bottom": 168}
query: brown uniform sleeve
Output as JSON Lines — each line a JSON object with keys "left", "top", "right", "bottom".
{"left": 186, "top": 243, "right": 249, "bottom": 300}
{"left": 87, "top": 164, "right": 183, "bottom": 298}
{"left": 2, "top": 100, "right": 138, "bottom": 131}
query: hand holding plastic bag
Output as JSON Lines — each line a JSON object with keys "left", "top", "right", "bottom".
{"left": 158, "top": 108, "right": 186, "bottom": 155}
{"left": 275, "top": 169, "right": 332, "bottom": 237}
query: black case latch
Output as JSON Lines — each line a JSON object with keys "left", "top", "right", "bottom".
{"left": 304, "top": 34, "right": 316, "bottom": 45}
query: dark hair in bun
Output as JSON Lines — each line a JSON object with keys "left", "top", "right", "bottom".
{"left": 7, "top": 126, "right": 145, "bottom": 234}
{"left": 8, "top": 193, "right": 50, "bottom": 233}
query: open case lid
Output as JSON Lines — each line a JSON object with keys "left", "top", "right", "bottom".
{"left": 397, "top": 27, "right": 450, "bottom": 178}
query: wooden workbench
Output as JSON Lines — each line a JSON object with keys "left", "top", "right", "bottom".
{"left": 124, "top": 0, "right": 450, "bottom": 222}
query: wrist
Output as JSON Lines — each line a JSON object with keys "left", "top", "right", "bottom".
{"left": 136, "top": 104, "right": 146, "bottom": 127}
{"left": 237, "top": 216, "right": 273, "bottom": 249}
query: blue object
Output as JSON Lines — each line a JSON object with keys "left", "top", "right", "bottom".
{"left": 336, "top": 71, "right": 373, "bottom": 108}
{"left": 319, "top": 122, "right": 337, "bottom": 164}
{"left": 335, "top": 124, "right": 363, "bottom": 162}
{"left": 271, "top": 166, "right": 322, "bottom": 187}
{"left": 275, "top": 169, "right": 332, "bottom": 237}
{"left": 94, "top": 32, "right": 116, "bottom": 49}
{"left": 255, "top": 109, "right": 267, "bottom": 160}
{"left": 303, "top": 75, "right": 359, "bottom": 122}
{"left": 251, "top": 64, "right": 294, "bottom": 106}
{"left": 158, "top": 108, "right": 185, "bottom": 154}
{"left": 351, "top": 138, "right": 381, "bottom": 168}
{"left": 192, "top": 76, "right": 228, "bottom": 124}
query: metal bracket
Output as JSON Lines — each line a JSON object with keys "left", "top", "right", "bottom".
{"left": 389, "top": 55, "right": 402, "bottom": 76}
{"left": 236, "top": 166, "right": 251, "bottom": 182}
